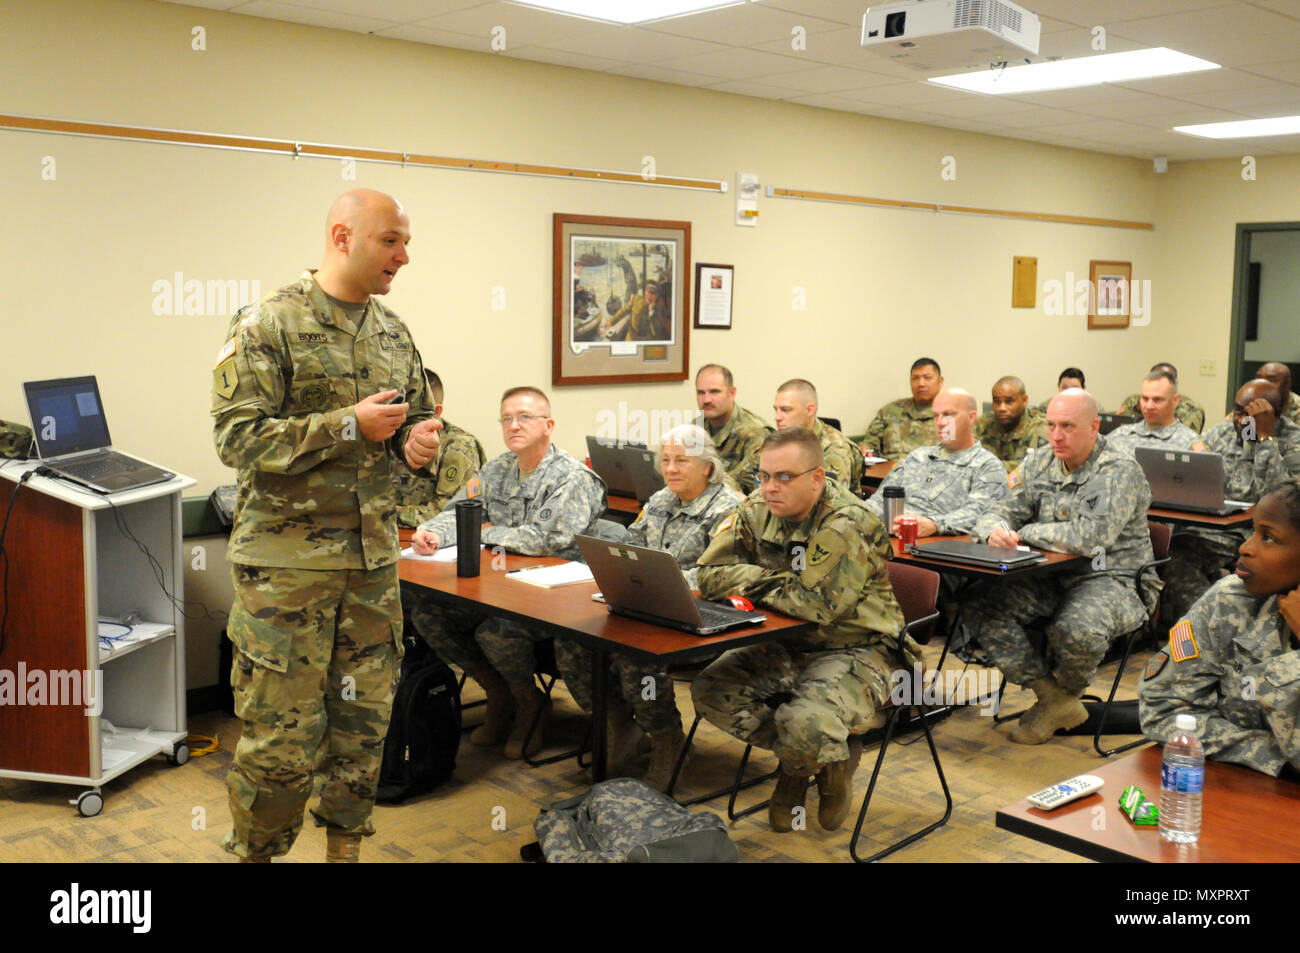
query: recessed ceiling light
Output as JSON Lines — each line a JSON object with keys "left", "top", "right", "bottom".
{"left": 513, "top": 0, "right": 746, "bottom": 25}
{"left": 928, "top": 47, "right": 1218, "bottom": 95}
{"left": 1175, "top": 116, "right": 1300, "bottom": 139}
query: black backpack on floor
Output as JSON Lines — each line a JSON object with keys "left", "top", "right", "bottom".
{"left": 377, "top": 633, "right": 461, "bottom": 804}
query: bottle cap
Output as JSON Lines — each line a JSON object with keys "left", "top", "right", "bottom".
{"left": 1175, "top": 713, "right": 1196, "bottom": 731}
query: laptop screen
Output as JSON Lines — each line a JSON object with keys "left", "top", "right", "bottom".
{"left": 24, "top": 376, "right": 112, "bottom": 459}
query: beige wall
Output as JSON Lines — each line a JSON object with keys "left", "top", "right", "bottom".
{"left": 3, "top": 0, "right": 1291, "bottom": 492}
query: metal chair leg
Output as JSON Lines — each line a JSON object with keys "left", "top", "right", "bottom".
{"left": 668, "top": 713, "right": 779, "bottom": 809}
{"left": 1093, "top": 633, "right": 1147, "bottom": 757}
{"left": 850, "top": 705, "right": 953, "bottom": 863}
{"left": 725, "top": 744, "right": 778, "bottom": 821}
{"left": 523, "top": 674, "right": 591, "bottom": 767}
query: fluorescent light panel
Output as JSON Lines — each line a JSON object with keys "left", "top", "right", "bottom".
{"left": 1175, "top": 116, "right": 1300, "bottom": 139}
{"left": 512, "top": 0, "right": 745, "bottom": 24}
{"left": 929, "top": 47, "right": 1218, "bottom": 95}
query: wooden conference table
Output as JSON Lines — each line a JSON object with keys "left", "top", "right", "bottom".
{"left": 996, "top": 744, "right": 1300, "bottom": 862}
{"left": 398, "top": 547, "right": 815, "bottom": 781}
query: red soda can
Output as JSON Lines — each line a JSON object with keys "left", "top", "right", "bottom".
{"left": 897, "top": 516, "right": 919, "bottom": 554}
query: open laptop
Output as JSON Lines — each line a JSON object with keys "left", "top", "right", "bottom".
{"left": 575, "top": 535, "right": 766, "bottom": 636}
{"left": 23, "top": 376, "right": 175, "bottom": 494}
{"left": 1134, "top": 447, "right": 1251, "bottom": 516}
{"left": 1098, "top": 413, "right": 1139, "bottom": 435}
{"left": 906, "top": 540, "right": 1046, "bottom": 571}
{"left": 585, "top": 436, "right": 664, "bottom": 503}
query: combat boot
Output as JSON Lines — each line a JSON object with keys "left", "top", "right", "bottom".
{"left": 604, "top": 697, "right": 643, "bottom": 778}
{"left": 504, "top": 682, "right": 551, "bottom": 760}
{"left": 1009, "top": 677, "right": 1089, "bottom": 745}
{"left": 815, "top": 736, "right": 863, "bottom": 831}
{"left": 768, "top": 768, "right": 811, "bottom": 833}
{"left": 641, "top": 725, "right": 687, "bottom": 794}
{"left": 466, "top": 664, "right": 515, "bottom": 747}
{"left": 325, "top": 829, "right": 362, "bottom": 863}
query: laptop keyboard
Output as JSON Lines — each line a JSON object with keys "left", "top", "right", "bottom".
{"left": 59, "top": 453, "right": 139, "bottom": 481}
{"left": 696, "top": 601, "right": 748, "bottom": 626}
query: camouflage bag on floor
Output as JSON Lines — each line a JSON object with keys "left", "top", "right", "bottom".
{"left": 530, "top": 778, "right": 738, "bottom": 863}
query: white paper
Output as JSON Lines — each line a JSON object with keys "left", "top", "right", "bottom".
{"left": 401, "top": 545, "right": 481, "bottom": 563}
{"left": 506, "top": 561, "right": 595, "bottom": 588}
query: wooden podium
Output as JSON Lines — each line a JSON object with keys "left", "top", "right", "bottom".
{"left": 0, "top": 462, "right": 195, "bottom": 816}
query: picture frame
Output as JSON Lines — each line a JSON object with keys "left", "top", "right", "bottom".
{"left": 553, "top": 213, "right": 691, "bottom": 385}
{"left": 1088, "top": 260, "right": 1132, "bottom": 330}
{"left": 694, "top": 263, "right": 734, "bottom": 329}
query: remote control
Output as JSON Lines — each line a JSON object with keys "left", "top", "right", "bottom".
{"left": 1025, "top": 774, "right": 1104, "bottom": 810}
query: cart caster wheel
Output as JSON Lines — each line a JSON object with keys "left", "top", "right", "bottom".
{"left": 168, "top": 743, "right": 190, "bottom": 766}
{"left": 76, "top": 790, "right": 104, "bottom": 817}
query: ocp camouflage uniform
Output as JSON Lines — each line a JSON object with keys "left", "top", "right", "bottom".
{"left": 739, "top": 417, "right": 863, "bottom": 495}
{"left": 0, "top": 420, "right": 33, "bottom": 459}
{"left": 690, "top": 479, "right": 912, "bottom": 775}
{"left": 1116, "top": 392, "right": 1206, "bottom": 433}
{"left": 967, "top": 435, "right": 1157, "bottom": 695}
{"left": 1140, "top": 575, "right": 1300, "bottom": 776}
{"left": 212, "top": 269, "right": 434, "bottom": 860}
{"left": 700, "top": 405, "right": 773, "bottom": 488}
{"left": 411, "top": 443, "right": 606, "bottom": 694}
{"left": 975, "top": 408, "right": 1049, "bottom": 472}
{"left": 1162, "top": 417, "right": 1300, "bottom": 627}
{"left": 391, "top": 418, "right": 486, "bottom": 528}
{"left": 864, "top": 397, "right": 936, "bottom": 461}
{"left": 1105, "top": 418, "right": 1201, "bottom": 457}
{"left": 866, "top": 441, "right": 1008, "bottom": 535}
{"left": 587, "top": 482, "right": 744, "bottom": 733}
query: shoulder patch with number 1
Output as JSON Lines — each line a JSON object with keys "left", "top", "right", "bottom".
{"left": 465, "top": 477, "right": 482, "bottom": 499}
{"left": 712, "top": 512, "right": 736, "bottom": 537}
{"left": 1169, "top": 619, "right": 1199, "bottom": 662}
{"left": 213, "top": 358, "right": 237, "bottom": 399}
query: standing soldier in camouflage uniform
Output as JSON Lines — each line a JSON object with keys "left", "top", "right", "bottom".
{"left": 975, "top": 376, "right": 1048, "bottom": 472}
{"left": 391, "top": 367, "right": 486, "bottom": 528}
{"left": 212, "top": 189, "right": 441, "bottom": 862}
{"left": 1161, "top": 379, "right": 1300, "bottom": 629}
{"left": 1116, "top": 362, "right": 1206, "bottom": 433}
{"left": 577, "top": 424, "right": 743, "bottom": 790}
{"left": 1258, "top": 361, "right": 1300, "bottom": 428}
{"left": 0, "top": 420, "right": 33, "bottom": 459}
{"left": 1140, "top": 482, "right": 1300, "bottom": 776}
{"left": 409, "top": 387, "right": 606, "bottom": 759}
{"left": 865, "top": 357, "right": 942, "bottom": 461}
{"left": 967, "top": 390, "right": 1157, "bottom": 744}
{"left": 692, "top": 428, "right": 910, "bottom": 832}
{"left": 1107, "top": 369, "right": 1201, "bottom": 457}
{"left": 739, "top": 379, "right": 863, "bottom": 495}
{"left": 868, "top": 388, "right": 1008, "bottom": 536}
{"left": 695, "top": 363, "right": 773, "bottom": 488}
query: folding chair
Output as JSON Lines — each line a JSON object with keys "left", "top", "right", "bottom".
{"left": 849, "top": 561, "right": 953, "bottom": 862}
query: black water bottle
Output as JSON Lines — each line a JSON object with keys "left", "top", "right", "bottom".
{"left": 455, "top": 499, "right": 483, "bottom": 577}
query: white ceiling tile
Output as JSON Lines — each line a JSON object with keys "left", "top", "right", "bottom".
{"left": 1180, "top": 80, "right": 1300, "bottom": 109}
{"left": 1108, "top": 4, "right": 1300, "bottom": 65}
{"left": 703, "top": 77, "right": 811, "bottom": 97}
{"left": 1242, "top": 58, "right": 1300, "bottom": 83}
{"left": 541, "top": 20, "right": 728, "bottom": 60}
{"left": 752, "top": 0, "right": 865, "bottom": 26}
{"left": 742, "top": 64, "right": 902, "bottom": 92}
{"left": 1035, "top": 27, "right": 1146, "bottom": 59}
{"left": 640, "top": 3, "right": 844, "bottom": 44}
{"left": 275, "top": 0, "right": 492, "bottom": 21}
{"left": 227, "top": 0, "right": 399, "bottom": 32}
{"left": 1027, "top": 0, "right": 1235, "bottom": 21}
{"left": 1234, "top": 98, "right": 1300, "bottom": 116}
{"left": 660, "top": 45, "right": 817, "bottom": 78}
{"left": 1246, "top": 0, "right": 1300, "bottom": 17}
{"left": 413, "top": 1, "right": 606, "bottom": 46}
{"left": 608, "top": 62, "right": 732, "bottom": 84}
{"left": 499, "top": 44, "right": 626, "bottom": 70}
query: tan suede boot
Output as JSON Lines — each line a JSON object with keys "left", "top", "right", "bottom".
{"left": 1010, "top": 676, "right": 1089, "bottom": 745}
{"left": 466, "top": 664, "right": 515, "bottom": 747}
{"left": 504, "top": 683, "right": 551, "bottom": 760}
{"left": 641, "top": 725, "right": 687, "bottom": 793}
{"left": 325, "top": 829, "right": 362, "bottom": 863}
{"left": 815, "top": 736, "right": 864, "bottom": 831}
{"left": 768, "top": 769, "right": 811, "bottom": 833}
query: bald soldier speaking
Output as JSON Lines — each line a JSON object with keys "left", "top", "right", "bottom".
{"left": 212, "top": 189, "right": 441, "bottom": 862}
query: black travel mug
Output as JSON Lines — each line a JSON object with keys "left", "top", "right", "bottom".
{"left": 455, "top": 499, "right": 483, "bottom": 577}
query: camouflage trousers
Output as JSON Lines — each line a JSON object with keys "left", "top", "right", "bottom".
{"left": 554, "top": 644, "right": 682, "bottom": 734}
{"left": 408, "top": 589, "right": 590, "bottom": 696}
{"left": 965, "top": 574, "right": 1146, "bottom": 696}
{"left": 691, "top": 643, "right": 895, "bottom": 776}
{"left": 1161, "top": 529, "right": 1243, "bottom": 632}
{"left": 223, "top": 563, "right": 401, "bottom": 861}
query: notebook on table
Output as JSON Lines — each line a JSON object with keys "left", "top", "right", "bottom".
{"left": 1134, "top": 447, "right": 1251, "bottom": 516}
{"left": 23, "top": 376, "right": 175, "bottom": 494}
{"left": 575, "top": 534, "right": 766, "bottom": 636}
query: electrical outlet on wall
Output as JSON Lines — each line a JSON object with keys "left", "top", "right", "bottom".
{"left": 1199, "top": 360, "right": 1216, "bottom": 376}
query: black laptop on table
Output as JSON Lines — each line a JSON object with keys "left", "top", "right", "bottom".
{"left": 585, "top": 436, "right": 664, "bottom": 503}
{"left": 23, "top": 376, "right": 175, "bottom": 494}
{"left": 906, "top": 540, "right": 1046, "bottom": 571}
{"left": 575, "top": 535, "right": 766, "bottom": 636}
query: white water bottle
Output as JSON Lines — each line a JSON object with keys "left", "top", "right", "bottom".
{"left": 1158, "top": 713, "right": 1204, "bottom": 844}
